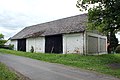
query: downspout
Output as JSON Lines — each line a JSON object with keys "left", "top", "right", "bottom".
{"left": 86, "top": 31, "right": 88, "bottom": 55}
{"left": 83, "top": 31, "right": 86, "bottom": 55}
{"left": 83, "top": 31, "right": 84, "bottom": 55}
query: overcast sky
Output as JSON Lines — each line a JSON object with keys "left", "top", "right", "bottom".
{"left": 0, "top": 0, "right": 120, "bottom": 43}
{"left": 0, "top": 0, "right": 82, "bottom": 39}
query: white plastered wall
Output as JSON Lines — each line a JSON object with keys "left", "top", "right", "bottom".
{"left": 26, "top": 37, "right": 45, "bottom": 53}
{"left": 11, "top": 40, "right": 17, "bottom": 50}
{"left": 63, "top": 33, "right": 84, "bottom": 54}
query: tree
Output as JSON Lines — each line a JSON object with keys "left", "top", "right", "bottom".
{"left": 76, "top": 0, "right": 120, "bottom": 53}
{"left": 0, "top": 33, "right": 4, "bottom": 40}
{"left": 0, "top": 33, "right": 6, "bottom": 47}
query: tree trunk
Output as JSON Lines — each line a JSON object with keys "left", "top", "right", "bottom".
{"left": 108, "top": 29, "right": 118, "bottom": 54}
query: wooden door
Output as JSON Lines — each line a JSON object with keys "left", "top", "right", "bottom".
{"left": 18, "top": 39, "right": 26, "bottom": 52}
{"left": 45, "top": 35, "right": 63, "bottom": 53}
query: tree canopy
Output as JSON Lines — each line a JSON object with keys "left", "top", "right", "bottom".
{"left": 0, "top": 33, "right": 4, "bottom": 40}
{"left": 0, "top": 33, "right": 6, "bottom": 47}
{"left": 76, "top": 0, "right": 120, "bottom": 53}
{"left": 77, "top": 0, "right": 120, "bottom": 34}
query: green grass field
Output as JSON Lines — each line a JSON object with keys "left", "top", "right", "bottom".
{"left": 0, "top": 62, "right": 19, "bottom": 80}
{"left": 0, "top": 49, "right": 120, "bottom": 78}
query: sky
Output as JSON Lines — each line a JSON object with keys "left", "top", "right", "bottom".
{"left": 0, "top": 0, "right": 120, "bottom": 43}
{"left": 0, "top": 0, "right": 83, "bottom": 39}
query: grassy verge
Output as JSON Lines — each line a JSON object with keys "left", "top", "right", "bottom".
{"left": 0, "top": 62, "right": 19, "bottom": 80}
{"left": 0, "top": 49, "right": 120, "bottom": 78}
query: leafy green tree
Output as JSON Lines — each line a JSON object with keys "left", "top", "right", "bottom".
{"left": 76, "top": 0, "right": 120, "bottom": 53}
{"left": 0, "top": 33, "right": 7, "bottom": 47}
{"left": 0, "top": 33, "right": 4, "bottom": 40}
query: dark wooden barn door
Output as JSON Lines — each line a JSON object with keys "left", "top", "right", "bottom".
{"left": 18, "top": 39, "right": 26, "bottom": 52}
{"left": 45, "top": 35, "right": 63, "bottom": 53}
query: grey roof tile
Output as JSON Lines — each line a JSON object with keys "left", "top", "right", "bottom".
{"left": 11, "top": 14, "right": 87, "bottom": 40}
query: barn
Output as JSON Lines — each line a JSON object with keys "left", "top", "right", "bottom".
{"left": 10, "top": 14, "right": 107, "bottom": 54}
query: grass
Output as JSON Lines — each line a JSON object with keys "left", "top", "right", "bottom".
{"left": 0, "top": 62, "right": 19, "bottom": 80}
{"left": 0, "top": 49, "right": 120, "bottom": 78}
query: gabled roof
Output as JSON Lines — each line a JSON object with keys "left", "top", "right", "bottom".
{"left": 11, "top": 14, "right": 87, "bottom": 40}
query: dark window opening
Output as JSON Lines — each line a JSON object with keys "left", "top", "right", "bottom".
{"left": 45, "top": 35, "right": 63, "bottom": 53}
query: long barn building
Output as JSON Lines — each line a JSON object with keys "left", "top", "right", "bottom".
{"left": 10, "top": 14, "right": 107, "bottom": 54}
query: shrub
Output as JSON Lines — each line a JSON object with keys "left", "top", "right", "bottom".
{"left": 115, "top": 45, "right": 120, "bottom": 53}
{"left": 0, "top": 40, "right": 7, "bottom": 46}
{"left": 0, "top": 44, "right": 14, "bottom": 50}
{"left": 30, "top": 46, "right": 34, "bottom": 53}
{"left": 8, "top": 44, "right": 14, "bottom": 50}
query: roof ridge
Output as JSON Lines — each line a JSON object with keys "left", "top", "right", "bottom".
{"left": 27, "top": 13, "right": 87, "bottom": 28}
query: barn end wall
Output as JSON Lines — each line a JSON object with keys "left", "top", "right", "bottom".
{"left": 63, "top": 33, "right": 84, "bottom": 54}
{"left": 11, "top": 40, "right": 17, "bottom": 50}
{"left": 26, "top": 37, "right": 45, "bottom": 53}
{"left": 86, "top": 32, "right": 107, "bottom": 54}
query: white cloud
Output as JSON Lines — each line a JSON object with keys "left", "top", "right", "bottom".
{"left": 0, "top": 27, "right": 17, "bottom": 33}
{"left": 0, "top": 27, "right": 23, "bottom": 39}
{"left": 0, "top": 0, "right": 83, "bottom": 39}
{"left": 0, "top": 0, "right": 119, "bottom": 43}
{"left": 0, "top": 0, "right": 81, "bottom": 18}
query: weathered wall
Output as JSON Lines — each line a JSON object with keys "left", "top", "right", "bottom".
{"left": 26, "top": 37, "right": 45, "bottom": 53}
{"left": 100, "top": 38, "right": 106, "bottom": 52}
{"left": 86, "top": 32, "right": 107, "bottom": 54}
{"left": 11, "top": 40, "right": 17, "bottom": 50}
{"left": 10, "top": 32, "right": 107, "bottom": 54}
{"left": 87, "top": 36, "right": 98, "bottom": 53}
{"left": 63, "top": 33, "right": 84, "bottom": 54}
{"left": 5, "top": 40, "right": 11, "bottom": 45}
